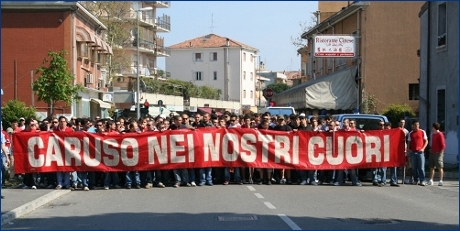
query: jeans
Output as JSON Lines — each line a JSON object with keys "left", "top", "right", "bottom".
{"left": 56, "top": 172, "right": 70, "bottom": 187}
{"left": 199, "top": 168, "right": 212, "bottom": 185}
{"left": 224, "top": 167, "right": 241, "bottom": 182}
{"left": 389, "top": 167, "right": 398, "bottom": 185}
{"left": 154, "top": 170, "right": 170, "bottom": 184}
{"left": 188, "top": 169, "right": 196, "bottom": 183}
{"left": 125, "top": 171, "right": 140, "bottom": 186}
{"left": 411, "top": 151, "right": 426, "bottom": 182}
{"left": 173, "top": 169, "right": 189, "bottom": 184}
{"left": 104, "top": 172, "right": 120, "bottom": 187}
{"left": 372, "top": 168, "right": 387, "bottom": 184}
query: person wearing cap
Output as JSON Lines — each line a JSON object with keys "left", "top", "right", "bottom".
{"left": 18, "top": 117, "right": 25, "bottom": 130}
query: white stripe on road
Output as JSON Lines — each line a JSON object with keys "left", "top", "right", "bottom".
{"left": 278, "top": 214, "right": 302, "bottom": 230}
{"left": 254, "top": 193, "right": 264, "bottom": 199}
{"left": 247, "top": 186, "right": 256, "bottom": 191}
{"left": 264, "top": 202, "right": 276, "bottom": 209}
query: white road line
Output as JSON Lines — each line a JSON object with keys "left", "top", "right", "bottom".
{"left": 247, "top": 186, "right": 256, "bottom": 191}
{"left": 278, "top": 214, "right": 302, "bottom": 230}
{"left": 254, "top": 193, "right": 264, "bottom": 199}
{"left": 264, "top": 202, "right": 276, "bottom": 209}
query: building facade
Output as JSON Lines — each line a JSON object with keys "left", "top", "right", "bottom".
{"left": 166, "top": 34, "right": 259, "bottom": 110}
{"left": 418, "top": 1, "right": 458, "bottom": 164}
{"left": 283, "top": 1, "right": 423, "bottom": 115}
{"left": 1, "top": 2, "right": 112, "bottom": 119}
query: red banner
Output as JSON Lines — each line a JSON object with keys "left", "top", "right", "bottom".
{"left": 12, "top": 128, "right": 406, "bottom": 173}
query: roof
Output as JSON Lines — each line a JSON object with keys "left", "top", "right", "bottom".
{"left": 168, "top": 34, "right": 258, "bottom": 52}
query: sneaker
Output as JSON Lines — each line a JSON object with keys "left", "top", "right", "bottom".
{"left": 258, "top": 181, "right": 263, "bottom": 185}
{"left": 22, "top": 185, "right": 30, "bottom": 189}
{"left": 420, "top": 182, "right": 426, "bottom": 186}
{"left": 104, "top": 186, "right": 109, "bottom": 190}
{"left": 237, "top": 180, "right": 243, "bottom": 185}
{"left": 83, "top": 187, "right": 89, "bottom": 191}
{"left": 378, "top": 183, "right": 385, "bottom": 187}
{"left": 206, "top": 182, "right": 213, "bottom": 186}
{"left": 31, "top": 186, "right": 37, "bottom": 190}
{"left": 300, "top": 180, "right": 307, "bottom": 185}
{"left": 280, "top": 178, "right": 286, "bottom": 184}
{"left": 126, "top": 185, "right": 131, "bottom": 189}
{"left": 372, "top": 182, "right": 378, "bottom": 186}
{"left": 267, "top": 180, "right": 272, "bottom": 185}
{"left": 438, "top": 181, "right": 443, "bottom": 186}
{"left": 114, "top": 185, "right": 121, "bottom": 189}
{"left": 352, "top": 182, "right": 362, "bottom": 187}
{"left": 191, "top": 181, "right": 196, "bottom": 187}
{"left": 173, "top": 183, "right": 180, "bottom": 188}
{"left": 427, "top": 179, "right": 433, "bottom": 185}
{"left": 223, "top": 181, "right": 229, "bottom": 185}
{"left": 310, "top": 181, "right": 318, "bottom": 186}
{"left": 145, "top": 183, "right": 152, "bottom": 189}
{"left": 55, "top": 185, "right": 62, "bottom": 190}
{"left": 412, "top": 180, "right": 419, "bottom": 185}
{"left": 135, "top": 185, "right": 141, "bottom": 189}
{"left": 186, "top": 183, "right": 192, "bottom": 187}
{"left": 333, "top": 182, "right": 341, "bottom": 186}
{"left": 157, "top": 182, "right": 166, "bottom": 188}
{"left": 390, "top": 183, "right": 400, "bottom": 187}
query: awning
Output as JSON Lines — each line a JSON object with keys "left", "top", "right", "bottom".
{"left": 271, "top": 66, "right": 358, "bottom": 110}
{"left": 76, "top": 27, "right": 95, "bottom": 43}
{"left": 91, "top": 98, "right": 112, "bottom": 109}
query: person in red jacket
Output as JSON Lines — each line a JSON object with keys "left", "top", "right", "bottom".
{"left": 427, "top": 122, "right": 446, "bottom": 186}
{"left": 53, "top": 116, "right": 73, "bottom": 190}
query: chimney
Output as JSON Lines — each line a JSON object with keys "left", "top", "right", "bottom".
{"left": 226, "top": 38, "right": 230, "bottom": 47}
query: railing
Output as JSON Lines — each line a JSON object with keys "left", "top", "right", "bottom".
{"left": 155, "top": 14, "right": 171, "bottom": 31}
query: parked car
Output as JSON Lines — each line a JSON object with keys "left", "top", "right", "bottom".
{"left": 258, "top": 106, "right": 296, "bottom": 116}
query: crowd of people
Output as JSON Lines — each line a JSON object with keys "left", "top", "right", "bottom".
{"left": 0, "top": 111, "right": 446, "bottom": 196}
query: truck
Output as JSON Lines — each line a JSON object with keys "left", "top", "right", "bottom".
{"left": 258, "top": 106, "right": 296, "bottom": 116}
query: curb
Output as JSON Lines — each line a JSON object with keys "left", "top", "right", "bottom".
{"left": 1, "top": 190, "right": 72, "bottom": 226}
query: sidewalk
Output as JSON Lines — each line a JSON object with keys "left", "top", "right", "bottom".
{"left": 1, "top": 188, "right": 71, "bottom": 225}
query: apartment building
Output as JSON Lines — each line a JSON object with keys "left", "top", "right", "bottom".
{"left": 166, "top": 34, "right": 259, "bottom": 112}
{"left": 279, "top": 1, "right": 423, "bottom": 115}
{"left": 1, "top": 1, "right": 112, "bottom": 118}
{"left": 418, "top": 1, "right": 458, "bottom": 164}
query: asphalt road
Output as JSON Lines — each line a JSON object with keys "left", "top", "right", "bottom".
{"left": 2, "top": 181, "right": 458, "bottom": 230}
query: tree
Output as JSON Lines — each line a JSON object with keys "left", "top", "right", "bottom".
{"left": 1, "top": 100, "right": 38, "bottom": 129}
{"left": 266, "top": 83, "right": 290, "bottom": 94}
{"left": 382, "top": 104, "right": 416, "bottom": 127}
{"left": 290, "top": 13, "right": 317, "bottom": 49}
{"left": 32, "top": 50, "right": 83, "bottom": 116}
{"left": 81, "top": 2, "right": 134, "bottom": 86}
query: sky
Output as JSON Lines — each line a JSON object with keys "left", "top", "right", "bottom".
{"left": 156, "top": 1, "right": 319, "bottom": 73}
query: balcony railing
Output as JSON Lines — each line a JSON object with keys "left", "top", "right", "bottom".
{"left": 155, "top": 14, "right": 170, "bottom": 32}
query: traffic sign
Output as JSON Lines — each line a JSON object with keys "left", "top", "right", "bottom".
{"left": 264, "top": 88, "right": 274, "bottom": 98}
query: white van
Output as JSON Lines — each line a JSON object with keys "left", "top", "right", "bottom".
{"left": 258, "top": 107, "right": 296, "bottom": 116}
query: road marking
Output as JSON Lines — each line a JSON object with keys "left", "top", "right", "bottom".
{"left": 264, "top": 202, "right": 276, "bottom": 209}
{"left": 278, "top": 214, "right": 302, "bottom": 230}
{"left": 254, "top": 193, "right": 264, "bottom": 199}
{"left": 247, "top": 186, "right": 256, "bottom": 191}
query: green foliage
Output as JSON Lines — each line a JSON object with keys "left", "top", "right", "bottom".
{"left": 143, "top": 78, "right": 221, "bottom": 100}
{"left": 266, "top": 83, "right": 290, "bottom": 94}
{"left": 1, "top": 100, "right": 38, "bottom": 129}
{"left": 361, "top": 93, "right": 377, "bottom": 114}
{"left": 32, "top": 50, "right": 84, "bottom": 116}
{"left": 382, "top": 104, "right": 416, "bottom": 127}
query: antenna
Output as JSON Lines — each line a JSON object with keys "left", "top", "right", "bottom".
{"left": 210, "top": 13, "right": 215, "bottom": 33}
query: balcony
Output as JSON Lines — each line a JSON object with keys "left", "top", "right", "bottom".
{"left": 154, "top": 14, "right": 170, "bottom": 32}
{"left": 145, "top": 1, "right": 170, "bottom": 8}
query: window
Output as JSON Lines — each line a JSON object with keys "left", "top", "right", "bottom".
{"left": 194, "top": 53, "right": 202, "bottom": 61}
{"left": 77, "top": 43, "right": 89, "bottom": 58}
{"left": 195, "top": 71, "right": 202, "bottom": 81}
{"left": 210, "top": 52, "right": 217, "bottom": 61}
{"left": 243, "top": 90, "right": 246, "bottom": 98}
{"left": 213, "top": 71, "right": 217, "bottom": 80}
{"left": 250, "top": 90, "right": 253, "bottom": 99}
{"left": 408, "top": 83, "right": 419, "bottom": 100}
{"left": 243, "top": 52, "right": 246, "bottom": 62}
{"left": 437, "top": 89, "right": 445, "bottom": 131}
{"left": 243, "top": 71, "right": 246, "bottom": 80}
{"left": 250, "top": 55, "right": 254, "bottom": 62}
{"left": 437, "top": 3, "right": 447, "bottom": 47}
{"left": 250, "top": 72, "right": 253, "bottom": 81}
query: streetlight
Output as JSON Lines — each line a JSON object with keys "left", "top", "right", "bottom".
{"left": 136, "top": 6, "right": 153, "bottom": 119}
